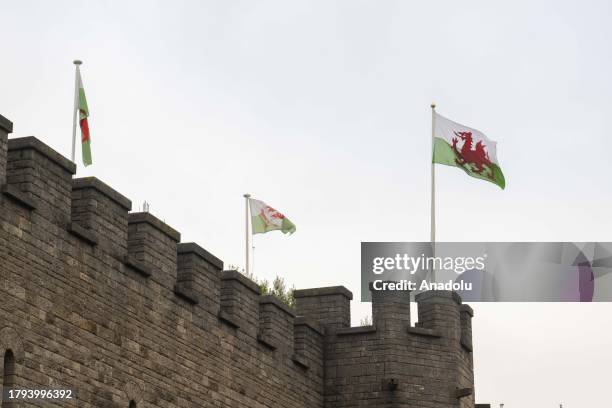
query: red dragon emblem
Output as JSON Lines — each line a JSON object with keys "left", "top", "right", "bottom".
{"left": 451, "top": 131, "right": 494, "bottom": 180}
{"left": 259, "top": 206, "right": 286, "bottom": 227}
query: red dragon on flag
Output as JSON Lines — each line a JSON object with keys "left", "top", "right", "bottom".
{"left": 451, "top": 131, "right": 495, "bottom": 180}
{"left": 258, "top": 205, "right": 287, "bottom": 228}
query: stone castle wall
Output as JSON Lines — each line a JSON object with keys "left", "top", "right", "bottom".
{"left": 0, "top": 113, "right": 477, "bottom": 407}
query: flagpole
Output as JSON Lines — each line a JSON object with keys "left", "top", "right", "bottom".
{"left": 430, "top": 103, "right": 436, "bottom": 282}
{"left": 71, "top": 60, "right": 82, "bottom": 164}
{"left": 244, "top": 193, "right": 251, "bottom": 275}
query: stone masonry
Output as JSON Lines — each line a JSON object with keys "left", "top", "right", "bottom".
{"left": 0, "top": 113, "right": 482, "bottom": 407}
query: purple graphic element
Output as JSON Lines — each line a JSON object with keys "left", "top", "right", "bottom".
{"left": 578, "top": 262, "right": 595, "bottom": 302}
{"left": 559, "top": 250, "right": 595, "bottom": 301}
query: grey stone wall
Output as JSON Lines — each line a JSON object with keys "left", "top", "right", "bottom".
{"left": 0, "top": 116, "right": 478, "bottom": 407}
{"left": 304, "top": 289, "right": 477, "bottom": 408}
{"left": 0, "top": 114, "right": 10, "bottom": 186}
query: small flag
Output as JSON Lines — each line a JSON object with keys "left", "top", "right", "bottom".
{"left": 249, "top": 198, "right": 296, "bottom": 235}
{"left": 77, "top": 70, "right": 92, "bottom": 166}
{"left": 433, "top": 112, "right": 505, "bottom": 189}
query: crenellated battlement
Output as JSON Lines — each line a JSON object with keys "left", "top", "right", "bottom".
{"left": 0, "top": 113, "right": 477, "bottom": 408}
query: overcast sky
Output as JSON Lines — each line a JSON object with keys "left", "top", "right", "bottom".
{"left": 2, "top": 1, "right": 612, "bottom": 406}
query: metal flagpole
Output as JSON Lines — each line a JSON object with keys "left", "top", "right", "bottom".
{"left": 244, "top": 193, "right": 251, "bottom": 275}
{"left": 430, "top": 103, "right": 437, "bottom": 282}
{"left": 71, "top": 60, "right": 82, "bottom": 164}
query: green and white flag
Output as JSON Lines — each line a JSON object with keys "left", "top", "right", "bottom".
{"left": 76, "top": 69, "right": 92, "bottom": 166}
{"left": 249, "top": 198, "right": 296, "bottom": 235}
{"left": 433, "top": 112, "right": 505, "bottom": 189}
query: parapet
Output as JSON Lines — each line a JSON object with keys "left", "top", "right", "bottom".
{"left": 316, "top": 284, "right": 478, "bottom": 407}
{"left": 259, "top": 294, "right": 296, "bottom": 352}
{"left": 0, "top": 114, "right": 12, "bottom": 134}
{"left": 6, "top": 137, "right": 76, "bottom": 226}
{"left": 364, "top": 283, "right": 473, "bottom": 345}
{"left": 71, "top": 176, "right": 132, "bottom": 257}
{"left": 0, "top": 113, "right": 12, "bottom": 186}
{"left": 0, "top": 115, "right": 479, "bottom": 407}
{"left": 128, "top": 211, "right": 181, "bottom": 289}
{"left": 460, "top": 304, "right": 474, "bottom": 351}
{"left": 370, "top": 281, "right": 411, "bottom": 332}
{"left": 219, "top": 269, "right": 261, "bottom": 337}
{"left": 415, "top": 290, "right": 463, "bottom": 340}
{"left": 294, "top": 286, "right": 352, "bottom": 333}
{"left": 0, "top": 118, "right": 474, "bottom": 355}
{"left": 0, "top": 128, "right": 326, "bottom": 381}
{"left": 175, "top": 242, "right": 223, "bottom": 310}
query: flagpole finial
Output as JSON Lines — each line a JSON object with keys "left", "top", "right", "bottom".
{"left": 430, "top": 102, "right": 436, "bottom": 109}
{"left": 243, "top": 193, "right": 251, "bottom": 198}
{"left": 73, "top": 60, "right": 83, "bottom": 66}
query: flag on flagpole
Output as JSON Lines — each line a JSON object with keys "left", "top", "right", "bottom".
{"left": 249, "top": 198, "right": 296, "bottom": 235}
{"left": 76, "top": 69, "right": 92, "bottom": 166}
{"left": 433, "top": 112, "right": 505, "bottom": 189}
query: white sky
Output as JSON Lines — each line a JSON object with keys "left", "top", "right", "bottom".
{"left": 2, "top": 1, "right": 611, "bottom": 406}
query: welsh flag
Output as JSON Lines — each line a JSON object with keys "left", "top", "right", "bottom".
{"left": 77, "top": 69, "right": 92, "bottom": 166}
{"left": 249, "top": 198, "right": 296, "bottom": 235}
{"left": 433, "top": 112, "right": 505, "bottom": 189}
